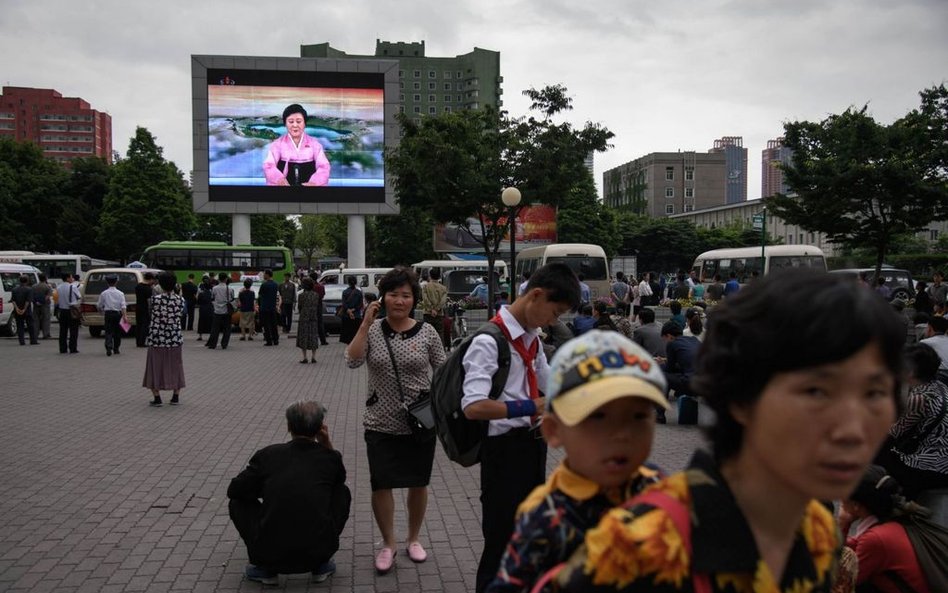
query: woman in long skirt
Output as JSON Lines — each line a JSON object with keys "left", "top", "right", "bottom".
{"left": 143, "top": 272, "right": 186, "bottom": 407}
{"left": 196, "top": 277, "right": 213, "bottom": 340}
{"left": 295, "top": 277, "right": 320, "bottom": 363}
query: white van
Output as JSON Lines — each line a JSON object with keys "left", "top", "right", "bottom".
{"left": 411, "top": 259, "right": 508, "bottom": 280}
{"left": 79, "top": 268, "right": 163, "bottom": 337}
{"left": 0, "top": 263, "right": 42, "bottom": 336}
{"left": 317, "top": 268, "right": 393, "bottom": 295}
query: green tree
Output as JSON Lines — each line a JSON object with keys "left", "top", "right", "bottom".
{"left": 98, "top": 128, "right": 195, "bottom": 261}
{"left": 250, "top": 214, "right": 296, "bottom": 248}
{"left": 57, "top": 157, "right": 111, "bottom": 255}
{"left": 295, "top": 215, "right": 322, "bottom": 270}
{"left": 557, "top": 174, "right": 619, "bottom": 258}
{"left": 315, "top": 214, "right": 349, "bottom": 258}
{"left": 369, "top": 207, "right": 437, "bottom": 267}
{"left": 615, "top": 214, "right": 707, "bottom": 273}
{"left": 387, "top": 85, "right": 613, "bottom": 308}
{"left": 766, "top": 85, "right": 948, "bottom": 280}
{"left": 0, "top": 138, "right": 68, "bottom": 251}
{"left": 192, "top": 214, "right": 232, "bottom": 243}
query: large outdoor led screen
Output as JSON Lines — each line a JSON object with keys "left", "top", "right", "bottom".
{"left": 191, "top": 56, "right": 399, "bottom": 214}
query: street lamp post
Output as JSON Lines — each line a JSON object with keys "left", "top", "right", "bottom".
{"left": 502, "top": 187, "right": 522, "bottom": 303}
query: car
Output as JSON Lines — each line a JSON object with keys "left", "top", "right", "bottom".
{"left": 0, "top": 263, "right": 42, "bottom": 337}
{"left": 829, "top": 267, "right": 916, "bottom": 301}
{"left": 320, "top": 284, "right": 346, "bottom": 334}
{"left": 442, "top": 218, "right": 484, "bottom": 248}
{"left": 79, "top": 268, "right": 164, "bottom": 337}
{"left": 318, "top": 268, "right": 389, "bottom": 334}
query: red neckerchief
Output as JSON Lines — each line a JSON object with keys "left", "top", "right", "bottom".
{"left": 490, "top": 313, "right": 539, "bottom": 400}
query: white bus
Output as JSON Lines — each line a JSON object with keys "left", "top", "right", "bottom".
{"left": 20, "top": 254, "right": 96, "bottom": 287}
{"left": 411, "top": 259, "right": 508, "bottom": 279}
{"left": 514, "top": 243, "right": 610, "bottom": 300}
{"left": 691, "top": 245, "right": 827, "bottom": 284}
{"left": 0, "top": 251, "right": 36, "bottom": 264}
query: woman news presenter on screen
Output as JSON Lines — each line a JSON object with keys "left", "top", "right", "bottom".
{"left": 262, "top": 103, "right": 331, "bottom": 186}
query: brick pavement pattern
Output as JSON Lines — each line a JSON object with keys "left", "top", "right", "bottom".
{"left": 0, "top": 326, "right": 708, "bottom": 592}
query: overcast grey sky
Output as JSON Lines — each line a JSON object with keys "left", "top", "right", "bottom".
{"left": 2, "top": 0, "right": 946, "bottom": 200}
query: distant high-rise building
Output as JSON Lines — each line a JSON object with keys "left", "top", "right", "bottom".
{"left": 709, "top": 136, "right": 747, "bottom": 203}
{"left": 301, "top": 40, "right": 502, "bottom": 119}
{"left": 584, "top": 151, "right": 594, "bottom": 181}
{"left": 603, "top": 151, "right": 727, "bottom": 217}
{"left": 761, "top": 137, "right": 794, "bottom": 198}
{"left": 0, "top": 86, "right": 112, "bottom": 165}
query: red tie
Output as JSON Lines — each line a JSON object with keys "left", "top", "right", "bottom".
{"left": 491, "top": 314, "right": 539, "bottom": 400}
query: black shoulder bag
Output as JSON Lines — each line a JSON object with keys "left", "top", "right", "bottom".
{"left": 381, "top": 325, "right": 436, "bottom": 441}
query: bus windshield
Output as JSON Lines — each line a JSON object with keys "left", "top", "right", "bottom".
{"left": 546, "top": 256, "right": 609, "bottom": 281}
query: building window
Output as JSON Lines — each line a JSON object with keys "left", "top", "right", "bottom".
{"left": 413, "top": 94, "right": 421, "bottom": 102}
{"left": 427, "top": 71, "right": 436, "bottom": 79}
{"left": 413, "top": 106, "right": 421, "bottom": 114}
{"left": 399, "top": 105, "right": 405, "bottom": 113}
{"left": 429, "top": 106, "right": 437, "bottom": 114}
{"left": 685, "top": 187, "right": 694, "bottom": 198}
{"left": 399, "top": 82, "right": 404, "bottom": 90}
{"left": 399, "top": 94, "right": 404, "bottom": 102}
{"left": 665, "top": 187, "right": 674, "bottom": 198}
{"left": 457, "top": 71, "right": 463, "bottom": 79}
{"left": 412, "top": 82, "right": 419, "bottom": 90}
{"left": 457, "top": 95, "right": 463, "bottom": 102}
{"left": 413, "top": 70, "right": 421, "bottom": 78}
{"left": 399, "top": 70, "right": 404, "bottom": 78}
{"left": 665, "top": 167, "right": 674, "bottom": 181}
{"left": 684, "top": 204, "right": 694, "bottom": 212}
{"left": 665, "top": 204, "right": 675, "bottom": 214}
{"left": 428, "top": 94, "right": 436, "bottom": 102}
{"left": 787, "top": 234, "right": 793, "bottom": 244}
{"left": 444, "top": 83, "right": 452, "bottom": 91}
{"left": 685, "top": 167, "right": 694, "bottom": 180}
{"left": 444, "top": 106, "right": 452, "bottom": 113}
{"left": 456, "top": 83, "right": 463, "bottom": 91}
{"left": 428, "top": 82, "right": 436, "bottom": 90}
{"left": 443, "top": 95, "right": 452, "bottom": 103}
{"left": 444, "top": 71, "right": 452, "bottom": 79}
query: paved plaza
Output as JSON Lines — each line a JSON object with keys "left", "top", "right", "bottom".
{"left": 0, "top": 325, "right": 708, "bottom": 593}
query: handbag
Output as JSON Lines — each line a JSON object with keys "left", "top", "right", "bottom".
{"left": 893, "top": 390, "right": 947, "bottom": 455}
{"left": 381, "top": 327, "right": 436, "bottom": 441}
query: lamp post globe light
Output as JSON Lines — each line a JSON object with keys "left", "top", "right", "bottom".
{"left": 501, "top": 187, "right": 522, "bottom": 303}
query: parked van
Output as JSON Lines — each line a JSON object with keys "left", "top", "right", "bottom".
{"left": 79, "top": 267, "right": 163, "bottom": 337}
{"left": 411, "top": 259, "right": 508, "bottom": 280}
{"left": 0, "top": 263, "right": 42, "bottom": 336}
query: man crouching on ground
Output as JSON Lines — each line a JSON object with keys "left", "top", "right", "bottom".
{"left": 228, "top": 401, "right": 351, "bottom": 586}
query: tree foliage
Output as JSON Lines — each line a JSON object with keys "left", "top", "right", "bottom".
{"left": 387, "top": 85, "right": 613, "bottom": 308}
{"left": 98, "top": 128, "right": 195, "bottom": 261}
{"left": 557, "top": 174, "right": 619, "bottom": 258}
{"left": 250, "top": 214, "right": 296, "bottom": 249}
{"left": 369, "top": 207, "right": 437, "bottom": 267}
{"left": 0, "top": 138, "right": 68, "bottom": 251}
{"left": 766, "top": 85, "right": 948, "bottom": 278}
{"left": 58, "top": 157, "right": 111, "bottom": 255}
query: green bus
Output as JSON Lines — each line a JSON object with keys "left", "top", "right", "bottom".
{"left": 141, "top": 241, "right": 294, "bottom": 284}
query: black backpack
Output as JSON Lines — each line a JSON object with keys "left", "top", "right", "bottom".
{"left": 430, "top": 322, "right": 511, "bottom": 467}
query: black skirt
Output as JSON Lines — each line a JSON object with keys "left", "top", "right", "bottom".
{"left": 364, "top": 430, "right": 436, "bottom": 491}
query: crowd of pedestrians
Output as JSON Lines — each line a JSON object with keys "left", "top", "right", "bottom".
{"left": 8, "top": 264, "right": 948, "bottom": 591}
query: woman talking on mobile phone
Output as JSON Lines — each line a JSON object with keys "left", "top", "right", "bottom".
{"left": 345, "top": 266, "right": 446, "bottom": 574}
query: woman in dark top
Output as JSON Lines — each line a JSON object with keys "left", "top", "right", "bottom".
{"left": 296, "top": 277, "right": 321, "bottom": 363}
{"left": 196, "top": 277, "right": 214, "bottom": 341}
{"left": 143, "top": 272, "right": 186, "bottom": 407}
{"left": 338, "top": 276, "right": 363, "bottom": 344}
{"left": 238, "top": 279, "right": 256, "bottom": 341}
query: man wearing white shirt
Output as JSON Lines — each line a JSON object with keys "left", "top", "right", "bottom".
{"left": 96, "top": 275, "right": 128, "bottom": 356}
{"left": 461, "top": 263, "right": 580, "bottom": 593}
{"left": 56, "top": 273, "right": 81, "bottom": 354}
{"left": 920, "top": 315, "right": 948, "bottom": 385}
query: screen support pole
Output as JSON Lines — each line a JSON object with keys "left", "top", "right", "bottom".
{"left": 233, "top": 214, "right": 251, "bottom": 246}
{"left": 347, "top": 215, "right": 366, "bottom": 268}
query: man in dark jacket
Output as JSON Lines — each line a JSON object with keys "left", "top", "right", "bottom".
{"left": 228, "top": 401, "right": 350, "bottom": 585}
{"left": 135, "top": 272, "right": 155, "bottom": 347}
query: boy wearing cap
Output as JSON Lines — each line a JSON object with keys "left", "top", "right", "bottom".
{"left": 486, "top": 331, "right": 667, "bottom": 593}
{"left": 463, "top": 263, "right": 581, "bottom": 593}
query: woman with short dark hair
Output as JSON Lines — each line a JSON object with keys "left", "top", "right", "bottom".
{"left": 296, "top": 277, "right": 321, "bottom": 363}
{"left": 262, "top": 103, "right": 331, "bottom": 186}
{"left": 143, "top": 272, "right": 187, "bottom": 407}
{"left": 558, "top": 269, "right": 905, "bottom": 592}
{"left": 345, "top": 266, "right": 445, "bottom": 574}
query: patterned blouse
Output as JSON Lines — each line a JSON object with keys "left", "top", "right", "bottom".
{"left": 345, "top": 319, "right": 446, "bottom": 435}
{"left": 297, "top": 290, "right": 320, "bottom": 322}
{"left": 146, "top": 293, "right": 184, "bottom": 348}
{"left": 557, "top": 450, "right": 842, "bottom": 593}
{"left": 888, "top": 380, "right": 948, "bottom": 473}
{"left": 487, "top": 462, "right": 661, "bottom": 593}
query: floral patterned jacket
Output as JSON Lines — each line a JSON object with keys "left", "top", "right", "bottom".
{"left": 487, "top": 462, "right": 661, "bottom": 593}
{"left": 557, "top": 450, "right": 841, "bottom": 593}
{"left": 146, "top": 293, "right": 184, "bottom": 348}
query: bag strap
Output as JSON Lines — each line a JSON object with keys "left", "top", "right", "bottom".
{"left": 632, "top": 490, "right": 711, "bottom": 593}
{"left": 381, "top": 325, "right": 407, "bottom": 406}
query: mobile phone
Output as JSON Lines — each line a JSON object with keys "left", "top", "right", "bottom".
{"left": 377, "top": 305, "right": 386, "bottom": 318}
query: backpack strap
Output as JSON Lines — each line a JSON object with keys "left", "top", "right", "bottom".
{"left": 474, "top": 322, "right": 511, "bottom": 401}
{"left": 632, "top": 490, "right": 711, "bottom": 593}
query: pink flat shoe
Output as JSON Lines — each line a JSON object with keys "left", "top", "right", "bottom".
{"left": 375, "top": 547, "right": 396, "bottom": 574}
{"left": 407, "top": 542, "right": 427, "bottom": 563}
